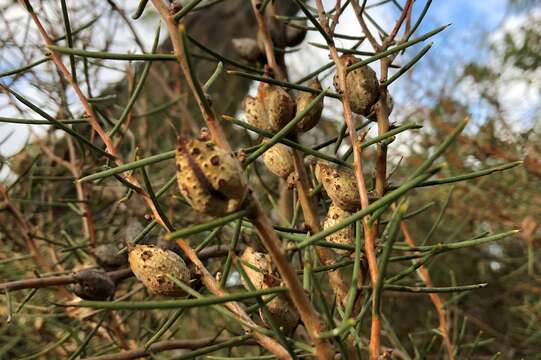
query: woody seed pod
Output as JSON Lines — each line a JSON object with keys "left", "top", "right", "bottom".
{"left": 232, "top": 37, "right": 265, "bottom": 62}
{"left": 333, "top": 54, "right": 379, "bottom": 115}
{"left": 285, "top": 20, "right": 307, "bottom": 47}
{"left": 93, "top": 244, "right": 128, "bottom": 270}
{"left": 240, "top": 247, "right": 299, "bottom": 334}
{"left": 295, "top": 78, "right": 324, "bottom": 133}
{"left": 323, "top": 204, "right": 354, "bottom": 254}
{"left": 315, "top": 160, "right": 360, "bottom": 212}
{"left": 239, "top": 247, "right": 273, "bottom": 290}
{"left": 243, "top": 82, "right": 295, "bottom": 133}
{"left": 176, "top": 137, "right": 247, "bottom": 216}
{"left": 128, "top": 245, "right": 191, "bottom": 297}
{"left": 72, "top": 269, "right": 116, "bottom": 300}
{"left": 261, "top": 296, "right": 300, "bottom": 335}
{"left": 262, "top": 143, "right": 295, "bottom": 182}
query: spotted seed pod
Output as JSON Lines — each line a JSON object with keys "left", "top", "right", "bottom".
{"left": 315, "top": 160, "right": 360, "bottom": 212}
{"left": 295, "top": 78, "right": 324, "bottom": 133}
{"left": 323, "top": 204, "right": 354, "bottom": 254}
{"left": 333, "top": 54, "right": 380, "bottom": 115}
{"left": 244, "top": 82, "right": 295, "bottom": 133}
{"left": 240, "top": 247, "right": 299, "bottom": 334}
{"left": 72, "top": 269, "right": 116, "bottom": 300}
{"left": 232, "top": 37, "right": 265, "bottom": 62}
{"left": 262, "top": 143, "right": 295, "bottom": 182}
{"left": 93, "top": 244, "right": 128, "bottom": 270}
{"left": 371, "top": 93, "right": 394, "bottom": 117}
{"left": 239, "top": 247, "right": 273, "bottom": 290}
{"left": 176, "top": 137, "right": 247, "bottom": 216}
{"left": 128, "top": 245, "right": 191, "bottom": 297}
{"left": 261, "top": 296, "right": 300, "bottom": 335}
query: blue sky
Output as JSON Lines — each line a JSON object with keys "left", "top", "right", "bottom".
{"left": 0, "top": 0, "right": 537, "bottom": 171}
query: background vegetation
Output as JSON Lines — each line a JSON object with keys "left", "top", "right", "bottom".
{"left": 0, "top": 0, "right": 539, "bottom": 359}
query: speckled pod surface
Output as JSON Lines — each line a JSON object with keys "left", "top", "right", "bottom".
{"left": 334, "top": 54, "right": 379, "bottom": 116}
{"left": 243, "top": 82, "right": 295, "bottom": 133}
{"left": 262, "top": 142, "right": 295, "bottom": 181}
{"left": 260, "top": 296, "right": 300, "bottom": 335}
{"left": 239, "top": 247, "right": 273, "bottom": 290}
{"left": 315, "top": 160, "right": 360, "bottom": 212}
{"left": 323, "top": 203, "right": 354, "bottom": 254}
{"left": 128, "top": 245, "right": 191, "bottom": 297}
{"left": 176, "top": 137, "right": 247, "bottom": 216}
{"left": 295, "top": 78, "right": 323, "bottom": 133}
{"left": 240, "top": 247, "right": 299, "bottom": 334}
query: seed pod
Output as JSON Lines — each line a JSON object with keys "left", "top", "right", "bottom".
{"left": 262, "top": 143, "right": 295, "bottom": 181}
{"left": 176, "top": 137, "right": 247, "bottom": 216}
{"left": 261, "top": 296, "right": 300, "bottom": 335}
{"left": 73, "top": 269, "right": 116, "bottom": 300}
{"left": 239, "top": 247, "right": 273, "bottom": 290}
{"left": 240, "top": 247, "right": 299, "bottom": 334}
{"left": 93, "top": 244, "right": 128, "bottom": 270}
{"left": 333, "top": 54, "right": 379, "bottom": 115}
{"left": 323, "top": 204, "right": 354, "bottom": 254}
{"left": 232, "top": 37, "right": 265, "bottom": 62}
{"left": 315, "top": 160, "right": 360, "bottom": 212}
{"left": 371, "top": 93, "right": 394, "bottom": 117}
{"left": 243, "top": 82, "right": 295, "bottom": 133}
{"left": 295, "top": 78, "right": 324, "bottom": 133}
{"left": 128, "top": 245, "right": 191, "bottom": 297}
{"left": 285, "top": 20, "right": 307, "bottom": 47}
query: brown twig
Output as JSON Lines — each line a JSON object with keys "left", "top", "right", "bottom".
{"left": 249, "top": 0, "right": 286, "bottom": 81}
{"left": 175, "top": 239, "right": 292, "bottom": 360}
{"left": 312, "top": 2, "right": 382, "bottom": 358}
{"left": 152, "top": 2, "right": 335, "bottom": 357}
{"left": 83, "top": 336, "right": 256, "bottom": 360}
{"left": 400, "top": 221, "right": 455, "bottom": 360}
{"left": 19, "top": 0, "right": 173, "bottom": 232}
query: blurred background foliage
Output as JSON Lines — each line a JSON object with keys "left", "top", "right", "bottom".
{"left": 0, "top": 0, "right": 540, "bottom": 359}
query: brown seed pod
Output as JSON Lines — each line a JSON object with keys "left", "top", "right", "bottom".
{"left": 295, "top": 78, "right": 324, "bottom": 133}
{"left": 285, "top": 20, "right": 307, "bottom": 47}
{"left": 240, "top": 247, "right": 299, "bottom": 333}
{"left": 323, "top": 204, "right": 354, "bottom": 254}
{"left": 72, "top": 269, "right": 116, "bottom": 300}
{"left": 243, "top": 82, "right": 295, "bottom": 133}
{"left": 239, "top": 247, "right": 273, "bottom": 290}
{"left": 128, "top": 245, "right": 191, "bottom": 297}
{"left": 93, "top": 244, "right": 128, "bottom": 270}
{"left": 261, "top": 296, "right": 300, "bottom": 335}
{"left": 315, "top": 160, "right": 360, "bottom": 212}
{"left": 232, "top": 37, "right": 265, "bottom": 62}
{"left": 176, "top": 137, "right": 247, "bottom": 216}
{"left": 333, "top": 54, "right": 380, "bottom": 115}
{"left": 262, "top": 143, "right": 295, "bottom": 181}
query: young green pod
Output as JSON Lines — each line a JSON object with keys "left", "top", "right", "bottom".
{"left": 295, "top": 78, "right": 324, "bottom": 133}
{"left": 323, "top": 204, "right": 354, "bottom": 254}
{"left": 315, "top": 160, "right": 360, "bottom": 212}
{"left": 333, "top": 54, "right": 380, "bottom": 115}
{"left": 72, "top": 269, "right": 116, "bottom": 301}
{"left": 128, "top": 245, "right": 191, "bottom": 297}
{"left": 243, "top": 82, "right": 295, "bottom": 133}
{"left": 176, "top": 137, "right": 247, "bottom": 216}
